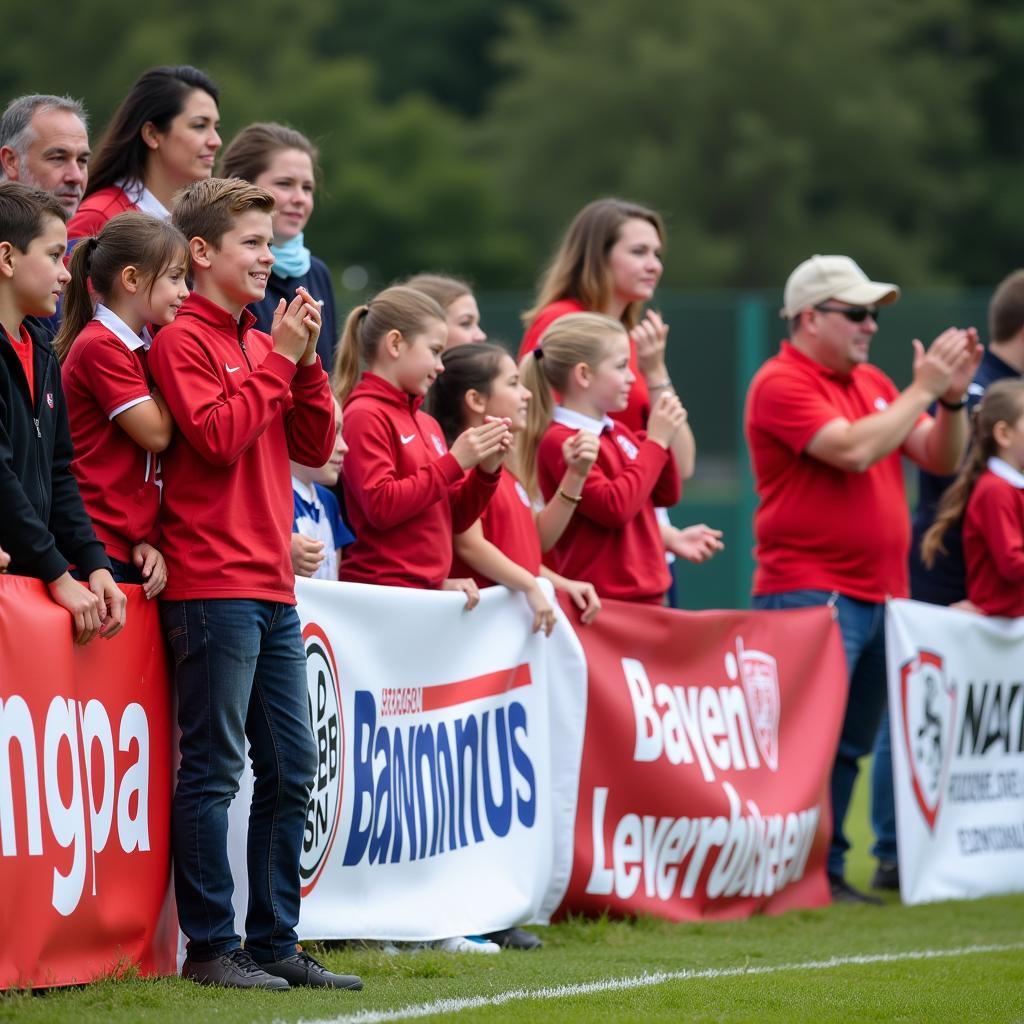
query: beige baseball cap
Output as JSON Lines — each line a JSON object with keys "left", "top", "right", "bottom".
{"left": 781, "top": 255, "right": 900, "bottom": 319}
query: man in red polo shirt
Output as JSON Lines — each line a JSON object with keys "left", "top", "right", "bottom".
{"left": 744, "top": 254, "right": 980, "bottom": 903}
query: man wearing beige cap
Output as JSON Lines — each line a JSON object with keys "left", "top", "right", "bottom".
{"left": 744, "top": 254, "right": 980, "bottom": 904}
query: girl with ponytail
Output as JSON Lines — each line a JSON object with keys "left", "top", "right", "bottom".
{"left": 57, "top": 211, "right": 190, "bottom": 593}
{"left": 331, "top": 285, "right": 513, "bottom": 604}
{"left": 518, "top": 312, "right": 687, "bottom": 603}
{"left": 922, "top": 379, "right": 1024, "bottom": 616}
{"left": 428, "top": 342, "right": 602, "bottom": 631}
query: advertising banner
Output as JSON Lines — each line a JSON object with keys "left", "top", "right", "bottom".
{"left": 0, "top": 576, "right": 176, "bottom": 989}
{"left": 227, "top": 577, "right": 589, "bottom": 941}
{"left": 885, "top": 599, "right": 1024, "bottom": 905}
{"left": 559, "top": 598, "right": 847, "bottom": 920}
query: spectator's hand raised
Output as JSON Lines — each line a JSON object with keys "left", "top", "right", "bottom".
{"left": 665, "top": 523, "right": 725, "bottom": 563}
{"left": 646, "top": 390, "right": 688, "bottom": 449}
{"left": 450, "top": 419, "right": 513, "bottom": 471}
{"left": 944, "top": 327, "right": 982, "bottom": 402}
{"left": 632, "top": 310, "right": 669, "bottom": 378}
{"left": 911, "top": 327, "right": 973, "bottom": 400}
{"left": 271, "top": 292, "right": 318, "bottom": 364}
{"left": 562, "top": 429, "right": 599, "bottom": 476}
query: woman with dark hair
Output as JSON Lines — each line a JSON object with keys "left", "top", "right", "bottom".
{"left": 220, "top": 122, "right": 337, "bottom": 367}
{"left": 520, "top": 197, "right": 722, "bottom": 575}
{"left": 68, "top": 65, "right": 220, "bottom": 239}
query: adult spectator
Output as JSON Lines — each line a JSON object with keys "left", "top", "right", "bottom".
{"left": 519, "top": 197, "right": 721, "bottom": 573}
{"left": 404, "top": 273, "right": 486, "bottom": 348}
{"left": 869, "top": 268, "right": 1024, "bottom": 893}
{"left": 744, "top": 254, "right": 980, "bottom": 904}
{"left": 220, "top": 122, "right": 337, "bottom": 368}
{"left": 0, "top": 94, "right": 90, "bottom": 217}
{"left": 68, "top": 65, "right": 220, "bottom": 239}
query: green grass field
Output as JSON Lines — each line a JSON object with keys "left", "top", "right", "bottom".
{"left": 3, "top": 766, "right": 1022, "bottom": 1024}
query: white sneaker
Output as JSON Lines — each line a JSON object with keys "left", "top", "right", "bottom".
{"left": 434, "top": 935, "right": 500, "bottom": 954}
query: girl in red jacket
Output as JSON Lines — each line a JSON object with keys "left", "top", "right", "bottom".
{"left": 518, "top": 312, "right": 688, "bottom": 604}
{"left": 55, "top": 211, "right": 190, "bottom": 594}
{"left": 333, "top": 285, "right": 512, "bottom": 605}
{"left": 922, "top": 379, "right": 1024, "bottom": 617}
{"left": 429, "top": 341, "right": 602, "bottom": 631}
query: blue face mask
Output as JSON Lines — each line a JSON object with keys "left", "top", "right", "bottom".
{"left": 270, "top": 232, "right": 311, "bottom": 279}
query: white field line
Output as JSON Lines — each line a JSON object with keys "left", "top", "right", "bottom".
{"left": 296, "top": 942, "right": 1024, "bottom": 1024}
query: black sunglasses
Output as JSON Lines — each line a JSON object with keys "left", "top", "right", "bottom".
{"left": 814, "top": 304, "right": 880, "bottom": 323}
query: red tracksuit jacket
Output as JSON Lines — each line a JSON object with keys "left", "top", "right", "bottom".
{"left": 340, "top": 372, "right": 500, "bottom": 587}
{"left": 148, "top": 292, "right": 335, "bottom": 602}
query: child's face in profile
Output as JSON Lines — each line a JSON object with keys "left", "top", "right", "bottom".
{"left": 312, "top": 402, "right": 347, "bottom": 487}
{"left": 206, "top": 209, "right": 274, "bottom": 310}
{"left": 395, "top": 319, "right": 448, "bottom": 397}
{"left": 12, "top": 215, "right": 70, "bottom": 317}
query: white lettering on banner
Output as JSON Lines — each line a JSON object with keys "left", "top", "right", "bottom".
{"left": 0, "top": 695, "right": 150, "bottom": 916}
{"left": 623, "top": 650, "right": 772, "bottom": 781}
{"left": 586, "top": 784, "right": 818, "bottom": 901}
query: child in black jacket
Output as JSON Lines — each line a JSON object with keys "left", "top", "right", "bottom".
{"left": 0, "top": 181, "right": 125, "bottom": 642}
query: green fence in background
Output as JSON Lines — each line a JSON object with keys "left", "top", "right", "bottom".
{"left": 475, "top": 288, "right": 993, "bottom": 610}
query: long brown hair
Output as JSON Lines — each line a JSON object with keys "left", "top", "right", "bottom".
{"left": 518, "top": 312, "right": 625, "bottom": 501}
{"left": 332, "top": 285, "right": 446, "bottom": 403}
{"left": 921, "top": 379, "right": 1024, "bottom": 566}
{"left": 523, "top": 198, "right": 664, "bottom": 331}
{"left": 53, "top": 212, "right": 189, "bottom": 362}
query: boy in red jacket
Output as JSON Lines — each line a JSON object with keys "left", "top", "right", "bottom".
{"left": 148, "top": 177, "right": 361, "bottom": 992}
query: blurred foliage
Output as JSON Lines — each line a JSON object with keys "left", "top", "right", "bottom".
{"left": 0, "top": 0, "right": 1020, "bottom": 295}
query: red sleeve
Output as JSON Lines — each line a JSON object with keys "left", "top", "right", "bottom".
{"left": 149, "top": 328, "right": 296, "bottom": 467}
{"left": 342, "top": 405, "right": 464, "bottom": 530}
{"left": 78, "top": 335, "right": 151, "bottom": 418}
{"left": 284, "top": 356, "right": 335, "bottom": 468}
{"left": 749, "top": 368, "right": 844, "bottom": 455}
{"left": 642, "top": 432, "right": 682, "bottom": 506}
{"left": 450, "top": 466, "right": 502, "bottom": 533}
{"left": 541, "top": 430, "right": 671, "bottom": 528}
{"left": 974, "top": 484, "right": 1024, "bottom": 583}
{"left": 519, "top": 301, "right": 584, "bottom": 360}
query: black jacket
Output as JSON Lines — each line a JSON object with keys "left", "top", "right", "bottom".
{"left": 0, "top": 319, "right": 109, "bottom": 582}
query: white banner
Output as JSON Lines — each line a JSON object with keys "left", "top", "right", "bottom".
{"left": 227, "top": 578, "right": 588, "bottom": 941}
{"left": 885, "top": 599, "right": 1024, "bottom": 905}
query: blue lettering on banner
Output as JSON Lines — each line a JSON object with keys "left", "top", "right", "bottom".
{"left": 343, "top": 691, "right": 536, "bottom": 866}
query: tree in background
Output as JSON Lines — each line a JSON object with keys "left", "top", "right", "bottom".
{"left": 483, "top": 0, "right": 983, "bottom": 289}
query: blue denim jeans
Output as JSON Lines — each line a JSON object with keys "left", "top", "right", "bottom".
{"left": 871, "top": 709, "right": 897, "bottom": 862}
{"left": 752, "top": 589, "right": 888, "bottom": 878}
{"left": 161, "top": 599, "right": 316, "bottom": 962}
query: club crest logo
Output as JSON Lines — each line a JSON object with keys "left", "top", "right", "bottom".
{"left": 300, "top": 622, "right": 345, "bottom": 895}
{"left": 431, "top": 433, "right": 447, "bottom": 457}
{"left": 899, "top": 650, "right": 956, "bottom": 832}
{"left": 615, "top": 434, "right": 639, "bottom": 461}
{"left": 514, "top": 480, "right": 532, "bottom": 508}
{"left": 727, "top": 636, "right": 780, "bottom": 771}
{"left": 46, "top": 392, "right": 54, "bottom": 409}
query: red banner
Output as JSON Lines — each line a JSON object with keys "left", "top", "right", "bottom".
{"left": 558, "top": 597, "right": 846, "bottom": 920}
{"left": 0, "top": 575, "right": 176, "bottom": 989}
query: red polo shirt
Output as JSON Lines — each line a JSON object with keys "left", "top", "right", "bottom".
{"left": 450, "top": 466, "right": 542, "bottom": 586}
{"left": 538, "top": 409, "right": 680, "bottom": 602}
{"left": 964, "top": 464, "right": 1024, "bottom": 617}
{"left": 745, "top": 341, "right": 928, "bottom": 602}
{"left": 519, "top": 298, "right": 651, "bottom": 434}
{"left": 62, "top": 309, "right": 159, "bottom": 561}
